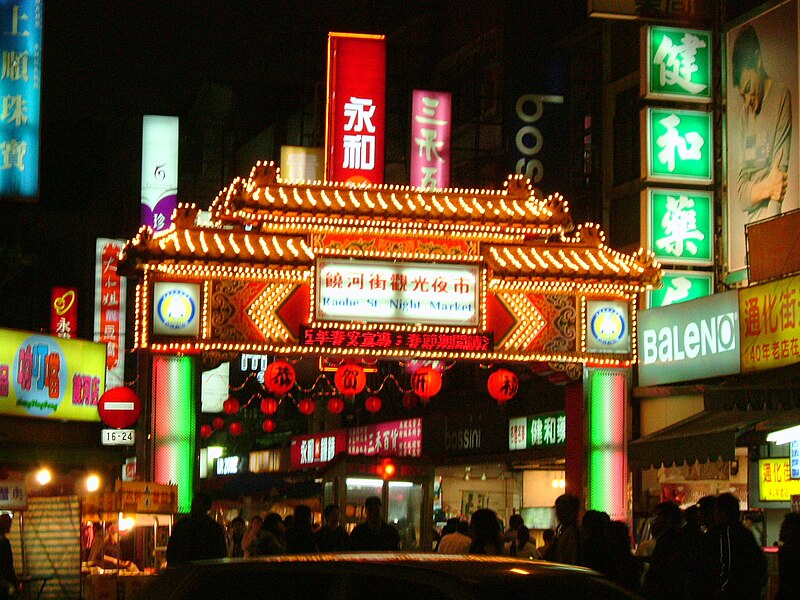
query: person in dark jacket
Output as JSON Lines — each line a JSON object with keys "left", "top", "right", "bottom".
{"left": 715, "top": 493, "right": 766, "bottom": 600}
{"left": 348, "top": 497, "right": 400, "bottom": 551}
{"left": 315, "top": 505, "right": 348, "bottom": 552}
{"left": 165, "top": 492, "right": 227, "bottom": 564}
{"left": 776, "top": 512, "right": 800, "bottom": 600}
{"left": 285, "top": 505, "right": 317, "bottom": 553}
{"left": 0, "top": 514, "right": 18, "bottom": 600}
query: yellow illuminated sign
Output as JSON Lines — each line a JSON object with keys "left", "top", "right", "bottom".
{"left": 740, "top": 274, "right": 800, "bottom": 372}
{"left": 758, "top": 458, "right": 800, "bottom": 501}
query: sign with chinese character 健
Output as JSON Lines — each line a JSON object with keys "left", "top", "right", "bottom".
{"left": 347, "top": 418, "right": 422, "bottom": 457}
{"left": 325, "top": 33, "right": 386, "bottom": 184}
{"left": 647, "top": 270, "right": 713, "bottom": 309}
{"left": 645, "top": 188, "right": 713, "bottom": 265}
{"left": 0, "top": 479, "right": 27, "bottom": 511}
{"left": 645, "top": 26, "right": 711, "bottom": 102}
{"left": 0, "top": 328, "right": 106, "bottom": 420}
{"left": 280, "top": 146, "right": 324, "bottom": 182}
{"left": 315, "top": 259, "right": 480, "bottom": 327}
{"left": 410, "top": 90, "right": 451, "bottom": 189}
{"left": 141, "top": 115, "right": 179, "bottom": 232}
{"left": 759, "top": 458, "right": 800, "bottom": 501}
{"left": 638, "top": 291, "right": 740, "bottom": 386}
{"left": 152, "top": 282, "right": 201, "bottom": 337}
{"left": 740, "top": 273, "right": 800, "bottom": 372}
{"left": 0, "top": 0, "right": 41, "bottom": 200}
{"left": 643, "top": 107, "right": 713, "bottom": 184}
{"left": 50, "top": 287, "right": 78, "bottom": 340}
{"left": 94, "top": 239, "right": 127, "bottom": 389}
{"left": 508, "top": 412, "right": 567, "bottom": 450}
{"left": 585, "top": 300, "right": 631, "bottom": 354}
{"left": 290, "top": 429, "right": 347, "bottom": 469}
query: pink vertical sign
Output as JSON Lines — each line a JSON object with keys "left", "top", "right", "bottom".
{"left": 410, "top": 90, "right": 452, "bottom": 188}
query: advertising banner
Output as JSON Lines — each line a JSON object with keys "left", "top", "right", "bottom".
{"left": 410, "top": 90, "right": 451, "bottom": 189}
{"left": 647, "top": 270, "right": 713, "bottom": 309}
{"left": 347, "top": 418, "right": 422, "bottom": 457}
{"left": 290, "top": 429, "right": 347, "bottom": 470}
{"left": 325, "top": 33, "right": 386, "bottom": 184}
{"left": 644, "top": 26, "right": 711, "bottom": 103}
{"left": 643, "top": 107, "right": 713, "bottom": 184}
{"left": 0, "top": 0, "right": 42, "bottom": 200}
{"left": 644, "top": 188, "right": 713, "bottom": 266}
{"left": 0, "top": 328, "right": 105, "bottom": 420}
{"left": 141, "top": 115, "right": 179, "bottom": 232}
{"left": 509, "top": 411, "right": 567, "bottom": 450}
{"left": 280, "top": 146, "right": 324, "bottom": 182}
{"left": 740, "top": 272, "right": 800, "bottom": 372}
{"left": 747, "top": 210, "right": 800, "bottom": 283}
{"left": 50, "top": 287, "right": 78, "bottom": 339}
{"left": 759, "top": 457, "right": 800, "bottom": 501}
{"left": 725, "top": 0, "right": 799, "bottom": 278}
{"left": 94, "top": 238, "right": 126, "bottom": 389}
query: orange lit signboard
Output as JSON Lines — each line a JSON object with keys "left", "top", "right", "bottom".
{"left": 759, "top": 458, "right": 800, "bottom": 501}
{"left": 740, "top": 274, "right": 800, "bottom": 372}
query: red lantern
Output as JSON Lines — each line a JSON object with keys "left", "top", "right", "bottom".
{"left": 402, "top": 391, "right": 419, "bottom": 410}
{"left": 327, "top": 397, "right": 344, "bottom": 415}
{"left": 365, "top": 396, "right": 382, "bottom": 413}
{"left": 262, "top": 419, "right": 276, "bottom": 433}
{"left": 298, "top": 398, "right": 316, "bottom": 415}
{"left": 260, "top": 397, "right": 279, "bottom": 415}
{"left": 200, "top": 424, "right": 213, "bottom": 438}
{"left": 229, "top": 421, "right": 243, "bottom": 436}
{"left": 488, "top": 369, "right": 519, "bottom": 403}
{"left": 264, "top": 360, "right": 296, "bottom": 395}
{"left": 334, "top": 363, "right": 366, "bottom": 396}
{"left": 223, "top": 397, "right": 240, "bottom": 415}
{"left": 212, "top": 417, "right": 225, "bottom": 430}
{"left": 411, "top": 366, "right": 442, "bottom": 401}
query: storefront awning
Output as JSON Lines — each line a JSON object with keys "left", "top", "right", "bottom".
{"left": 628, "top": 410, "right": 768, "bottom": 469}
{"left": 703, "top": 363, "right": 800, "bottom": 411}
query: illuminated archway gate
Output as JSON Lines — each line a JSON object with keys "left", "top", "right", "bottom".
{"left": 122, "top": 163, "right": 660, "bottom": 516}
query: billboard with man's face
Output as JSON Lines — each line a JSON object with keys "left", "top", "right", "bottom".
{"left": 726, "top": 0, "right": 799, "bottom": 279}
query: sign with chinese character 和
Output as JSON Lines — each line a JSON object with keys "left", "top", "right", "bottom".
{"left": 0, "top": 479, "right": 27, "bottom": 511}
{"left": 0, "top": 328, "right": 106, "bottom": 420}
{"left": 508, "top": 412, "right": 567, "bottom": 450}
{"left": 50, "top": 287, "right": 78, "bottom": 339}
{"left": 645, "top": 26, "right": 711, "bottom": 102}
{"left": 410, "top": 90, "right": 451, "bottom": 188}
{"left": 647, "top": 270, "right": 713, "bottom": 309}
{"left": 645, "top": 188, "right": 713, "bottom": 265}
{"left": 94, "top": 239, "right": 127, "bottom": 389}
{"left": 759, "top": 458, "right": 800, "bottom": 501}
{"left": 141, "top": 115, "right": 179, "bottom": 232}
{"left": 316, "top": 259, "right": 480, "bottom": 327}
{"left": 644, "top": 107, "right": 713, "bottom": 184}
{"left": 347, "top": 418, "right": 422, "bottom": 457}
{"left": 290, "top": 429, "right": 347, "bottom": 470}
{"left": 0, "top": 0, "right": 41, "bottom": 200}
{"left": 740, "top": 273, "right": 800, "bottom": 372}
{"left": 325, "top": 33, "right": 386, "bottom": 184}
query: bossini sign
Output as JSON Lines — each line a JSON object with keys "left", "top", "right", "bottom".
{"left": 637, "top": 290, "right": 741, "bottom": 387}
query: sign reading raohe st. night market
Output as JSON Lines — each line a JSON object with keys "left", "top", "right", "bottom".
{"left": 646, "top": 188, "right": 713, "bottom": 265}
{"left": 644, "top": 107, "right": 713, "bottom": 184}
{"left": 0, "top": 328, "right": 106, "bottom": 421}
{"left": 509, "top": 412, "right": 566, "bottom": 450}
{"left": 645, "top": 26, "right": 711, "bottom": 103}
{"left": 0, "top": 0, "right": 42, "bottom": 199}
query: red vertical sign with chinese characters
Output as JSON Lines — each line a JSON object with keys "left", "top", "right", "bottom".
{"left": 94, "top": 239, "right": 127, "bottom": 389}
{"left": 325, "top": 33, "right": 386, "bottom": 184}
{"left": 410, "top": 90, "right": 451, "bottom": 188}
{"left": 50, "top": 287, "right": 78, "bottom": 339}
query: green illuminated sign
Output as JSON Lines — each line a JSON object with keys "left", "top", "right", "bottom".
{"left": 647, "top": 188, "right": 713, "bottom": 265}
{"left": 646, "top": 26, "right": 711, "bottom": 102}
{"left": 508, "top": 412, "right": 566, "bottom": 450}
{"left": 647, "top": 270, "right": 713, "bottom": 308}
{"left": 645, "top": 107, "right": 713, "bottom": 184}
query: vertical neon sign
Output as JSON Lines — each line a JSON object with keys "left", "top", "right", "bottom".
{"left": 410, "top": 90, "right": 451, "bottom": 188}
{"left": 141, "top": 115, "right": 179, "bottom": 232}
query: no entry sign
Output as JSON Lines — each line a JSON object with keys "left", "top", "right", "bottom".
{"left": 98, "top": 387, "right": 141, "bottom": 429}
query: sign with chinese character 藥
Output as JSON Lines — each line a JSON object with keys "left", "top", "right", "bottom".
{"left": 792, "top": 440, "right": 800, "bottom": 479}
{"left": 50, "top": 287, "right": 78, "bottom": 339}
{"left": 638, "top": 291, "right": 740, "bottom": 386}
{"left": 94, "top": 239, "right": 127, "bottom": 389}
{"left": 645, "top": 26, "right": 711, "bottom": 102}
{"left": 347, "top": 418, "right": 422, "bottom": 457}
{"left": 152, "top": 282, "right": 201, "bottom": 337}
{"left": 759, "top": 458, "right": 800, "bottom": 501}
{"left": 141, "top": 115, "right": 179, "bottom": 232}
{"left": 0, "top": 479, "right": 27, "bottom": 511}
{"left": 410, "top": 90, "right": 451, "bottom": 189}
{"left": 740, "top": 274, "right": 800, "bottom": 372}
{"left": 585, "top": 300, "right": 630, "bottom": 354}
{"left": 647, "top": 270, "right": 713, "bottom": 309}
{"left": 0, "top": 328, "right": 105, "bottom": 420}
{"left": 290, "top": 429, "right": 347, "bottom": 470}
{"left": 0, "top": 0, "right": 41, "bottom": 200}
{"left": 644, "top": 107, "right": 713, "bottom": 184}
{"left": 645, "top": 188, "right": 713, "bottom": 265}
{"left": 325, "top": 33, "right": 386, "bottom": 184}
{"left": 508, "top": 412, "right": 567, "bottom": 450}
{"left": 316, "top": 259, "right": 480, "bottom": 327}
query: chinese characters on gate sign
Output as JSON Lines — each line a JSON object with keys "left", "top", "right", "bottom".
{"left": 343, "top": 97, "right": 376, "bottom": 171}
{"left": 653, "top": 32, "right": 708, "bottom": 95}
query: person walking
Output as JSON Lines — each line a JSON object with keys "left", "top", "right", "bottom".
{"left": 165, "top": 492, "right": 227, "bottom": 564}
{"left": 348, "top": 497, "right": 400, "bottom": 551}
{"left": 285, "top": 505, "right": 317, "bottom": 553}
{"left": 545, "top": 493, "right": 581, "bottom": 565}
{"left": 437, "top": 519, "right": 472, "bottom": 554}
{"left": 715, "top": 493, "right": 766, "bottom": 600}
{"left": 0, "top": 514, "right": 18, "bottom": 600}
{"left": 776, "top": 512, "right": 800, "bottom": 600}
{"left": 468, "top": 508, "right": 504, "bottom": 555}
{"left": 641, "top": 501, "right": 683, "bottom": 600}
{"left": 315, "top": 505, "right": 348, "bottom": 552}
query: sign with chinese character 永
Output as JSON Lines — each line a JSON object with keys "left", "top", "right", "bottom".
{"left": 290, "top": 429, "right": 347, "bottom": 470}
{"left": 50, "top": 287, "right": 78, "bottom": 339}
{"left": 740, "top": 274, "right": 800, "bottom": 372}
{"left": 645, "top": 26, "right": 711, "bottom": 102}
{"left": 0, "top": 0, "right": 41, "bottom": 200}
{"left": 508, "top": 412, "right": 567, "bottom": 450}
{"left": 585, "top": 300, "right": 631, "bottom": 354}
{"left": 759, "top": 458, "right": 800, "bottom": 501}
{"left": 0, "top": 328, "right": 105, "bottom": 420}
{"left": 94, "top": 239, "right": 127, "bottom": 389}
{"left": 316, "top": 259, "right": 480, "bottom": 327}
{"left": 647, "top": 270, "right": 713, "bottom": 309}
{"left": 644, "top": 107, "right": 713, "bottom": 184}
{"left": 325, "top": 33, "right": 386, "bottom": 184}
{"left": 141, "top": 115, "right": 179, "bottom": 232}
{"left": 410, "top": 90, "right": 451, "bottom": 189}
{"left": 645, "top": 188, "right": 713, "bottom": 265}
{"left": 347, "top": 418, "right": 422, "bottom": 457}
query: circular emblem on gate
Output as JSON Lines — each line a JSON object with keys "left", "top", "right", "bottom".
{"left": 156, "top": 289, "right": 196, "bottom": 330}
{"left": 590, "top": 307, "right": 626, "bottom": 346}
